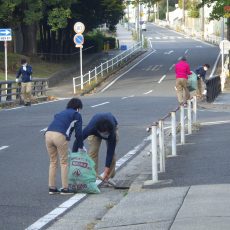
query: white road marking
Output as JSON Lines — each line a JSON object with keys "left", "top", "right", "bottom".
{"left": 2, "top": 98, "right": 68, "bottom": 111}
{"left": 200, "top": 120, "right": 230, "bottom": 126}
{"left": 158, "top": 75, "right": 166, "bottom": 83}
{"left": 169, "top": 64, "right": 175, "bottom": 70}
{"left": 164, "top": 50, "right": 174, "bottom": 55}
{"left": 0, "top": 146, "right": 9, "bottom": 151}
{"left": 26, "top": 135, "right": 151, "bottom": 230}
{"left": 91, "top": 102, "right": 110, "bottom": 107}
{"left": 143, "top": 90, "right": 153, "bottom": 95}
{"left": 121, "top": 95, "right": 135, "bottom": 99}
{"left": 100, "top": 49, "right": 157, "bottom": 92}
{"left": 40, "top": 128, "right": 47, "bottom": 132}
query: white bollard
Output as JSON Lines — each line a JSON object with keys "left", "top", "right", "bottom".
{"left": 151, "top": 124, "right": 158, "bottom": 182}
{"left": 159, "top": 120, "right": 165, "bottom": 172}
{"left": 193, "top": 96, "right": 197, "bottom": 122}
{"left": 187, "top": 99, "right": 192, "bottom": 134}
{"left": 180, "top": 105, "right": 185, "bottom": 144}
{"left": 171, "top": 111, "right": 177, "bottom": 156}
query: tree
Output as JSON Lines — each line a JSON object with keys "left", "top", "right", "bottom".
{"left": 198, "top": 0, "right": 230, "bottom": 40}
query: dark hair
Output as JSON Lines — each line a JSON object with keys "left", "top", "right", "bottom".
{"left": 204, "top": 64, "right": 210, "bottom": 69}
{"left": 66, "top": 98, "right": 83, "bottom": 110}
{"left": 181, "top": 56, "right": 187, "bottom": 61}
{"left": 96, "top": 119, "right": 113, "bottom": 133}
{"left": 21, "top": 59, "right": 27, "bottom": 65}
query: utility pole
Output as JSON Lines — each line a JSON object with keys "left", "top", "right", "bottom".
{"left": 166, "top": 0, "right": 169, "bottom": 23}
{"left": 182, "top": 0, "right": 185, "bottom": 28}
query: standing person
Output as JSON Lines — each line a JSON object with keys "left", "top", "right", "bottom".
{"left": 45, "top": 98, "right": 84, "bottom": 195}
{"left": 175, "top": 56, "right": 192, "bottom": 105}
{"left": 73, "top": 112, "right": 118, "bottom": 182}
{"left": 195, "top": 64, "right": 210, "bottom": 98}
{"left": 16, "top": 58, "right": 33, "bottom": 106}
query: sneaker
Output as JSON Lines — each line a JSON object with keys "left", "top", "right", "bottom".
{"left": 60, "top": 188, "right": 75, "bottom": 195}
{"left": 49, "top": 187, "right": 60, "bottom": 195}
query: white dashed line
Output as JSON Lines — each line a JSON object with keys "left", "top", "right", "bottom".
{"left": 100, "top": 50, "right": 157, "bottom": 92}
{"left": 91, "top": 102, "right": 110, "bottom": 107}
{"left": 121, "top": 95, "right": 135, "bottom": 99}
{"left": 0, "top": 146, "right": 9, "bottom": 151}
{"left": 143, "top": 90, "right": 153, "bottom": 95}
{"left": 158, "top": 75, "right": 166, "bottom": 83}
{"left": 169, "top": 64, "right": 175, "bottom": 70}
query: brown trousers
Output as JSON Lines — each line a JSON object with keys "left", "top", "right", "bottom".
{"left": 88, "top": 129, "right": 119, "bottom": 178}
{"left": 45, "top": 131, "right": 68, "bottom": 188}
{"left": 21, "top": 82, "right": 32, "bottom": 103}
{"left": 176, "top": 78, "right": 190, "bottom": 104}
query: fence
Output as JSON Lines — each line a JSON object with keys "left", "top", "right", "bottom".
{"left": 0, "top": 79, "right": 48, "bottom": 104}
{"left": 206, "top": 75, "right": 221, "bottom": 103}
{"left": 147, "top": 97, "right": 197, "bottom": 183}
{"left": 73, "top": 42, "right": 143, "bottom": 93}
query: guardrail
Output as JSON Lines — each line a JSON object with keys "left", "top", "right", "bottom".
{"left": 0, "top": 79, "right": 48, "bottom": 104}
{"left": 206, "top": 75, "right": 221, "bottom": 103}
{"left": 147, "top": 97, "right": 197, "bottom": 183}
{"left": 73, "top": 42, "right": 143, "bottom": 93}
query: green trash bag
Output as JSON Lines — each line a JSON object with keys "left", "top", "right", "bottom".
{"left": 68, "top": 151, "right": 100, "bottom": 194}
{"left": 188, "top": 71, "right": 197, "bottom": 92}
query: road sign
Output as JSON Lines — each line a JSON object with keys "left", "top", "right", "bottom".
{"left": 73, "top": 34, "right": 84, "bottom": 48}
{"left": 219, "top": 39, "right": 230, "bottom": 54}
{"left": 74, "top": 22, "right": 85, "bottom": 34}
{"left": 0, "top": 28, "right": 12, "bottom": 41}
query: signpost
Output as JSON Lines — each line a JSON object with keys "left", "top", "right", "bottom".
{"left": 219, "top": 40, "right": 230, "bottom": 73}
{"left": 73, "top": 22, "right": 85, "bottom": 90}
{"left": 0, "top": 28, "right": 12, "bottom": 81}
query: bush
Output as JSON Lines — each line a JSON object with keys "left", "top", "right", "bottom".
{"left": 0, "top": 52, "right": 28, "bottom": 72}
{"left": 84, "top": 30, "right": 116, "bottom": 53}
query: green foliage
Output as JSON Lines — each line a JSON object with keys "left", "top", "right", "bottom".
{"left": 48, "top": 7, "right": 71, "bottom": 31}
{"left": 188, "top": 2, "right": 200, "bottom": 18}
{"left": 84, "top": 30, "right": 116, "bottom": 53}
{"left": 0, "top": 52, "right": 28, "bottom": 72}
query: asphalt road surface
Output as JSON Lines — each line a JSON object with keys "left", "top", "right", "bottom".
{"left": 0, "top": 24, "right": 225, "bottom": 230}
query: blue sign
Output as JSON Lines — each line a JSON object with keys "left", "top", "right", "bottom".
{"left": 0, "top": 28, "right": 12, "bottom": 41}
{"left": 73, "top": 34, "right": 84, "bottom": 47}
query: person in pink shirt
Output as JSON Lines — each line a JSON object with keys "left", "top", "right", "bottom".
{"left": 175, "top": 56, "right": 192, "bottom": 105}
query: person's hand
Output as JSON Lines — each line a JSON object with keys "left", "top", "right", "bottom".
{"left": 102, "top": 167, "right": 110, "bottom": 182}
{"left": 15, "top": 78, "right": 19, "bottom": 83}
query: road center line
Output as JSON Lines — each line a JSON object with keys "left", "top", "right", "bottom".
{"left": 91, "top": 102, "right": 110, "bottom": 108}
{"left": 121, "top": 95, "right": 135, "bottom": 99}
{"left": 143, "top": 90, "right": 153, "bottom": 95}
{"left": 100, "top": 49, "right": 157, "bottom": 92}
{"left": 158, "top": 75, "right": 166, "bottom": 83}
{"left": 0, "top": 146, "right": 9, "bottom": 151}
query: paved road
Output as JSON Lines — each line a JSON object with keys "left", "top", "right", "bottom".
{"left": 0, "top": 24, "right": 225, "bottom": 230}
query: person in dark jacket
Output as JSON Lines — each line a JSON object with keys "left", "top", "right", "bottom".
{"left": 195, "top": 64, "right": 210, "bottom": 98}
{"left": 73, "top": 112, "right": 118, "bottom": 182}
{"left": 16, "top": 58, "right": 33, "bottom": 106}
{"left": 45, "top": 98, "right": 84, "bottom": 195}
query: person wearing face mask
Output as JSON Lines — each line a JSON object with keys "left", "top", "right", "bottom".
{"left": 73, "top": 112, "right": 118, "bottom": 182}
{"left": 45, "top": 98, "right": 84, "bottom": 195}
{"left": 16, "top": 58, "right": 33, "bottom": 106}
{"left": 195, "top": 64, "right": 210, "bottom": 98}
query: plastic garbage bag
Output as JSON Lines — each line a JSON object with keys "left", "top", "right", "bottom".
{"left": 68, "top": 151, "right": 100, "bottom": 194}
{"left": 188, "top": 71, "right": 197, "bottom": 91}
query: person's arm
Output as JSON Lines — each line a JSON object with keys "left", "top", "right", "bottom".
{"left": 16, "top": 67, "right": 21, "bottom": 81}
{"left": 71, "top": 113, "right": 83, "bottom": 152}
{"left": 187, "top": 64, "right": 192, "bottom": 75}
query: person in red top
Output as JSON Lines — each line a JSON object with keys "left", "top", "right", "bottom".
{"left": 175, "top": 56, "right": 192, "bottom": 105}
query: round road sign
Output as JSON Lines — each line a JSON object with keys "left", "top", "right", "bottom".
{"left": 74, "top": 22, "right": 85, "bottom": 34}
{"left": 73, "top": 34, "right": 84, "bottom": 48}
